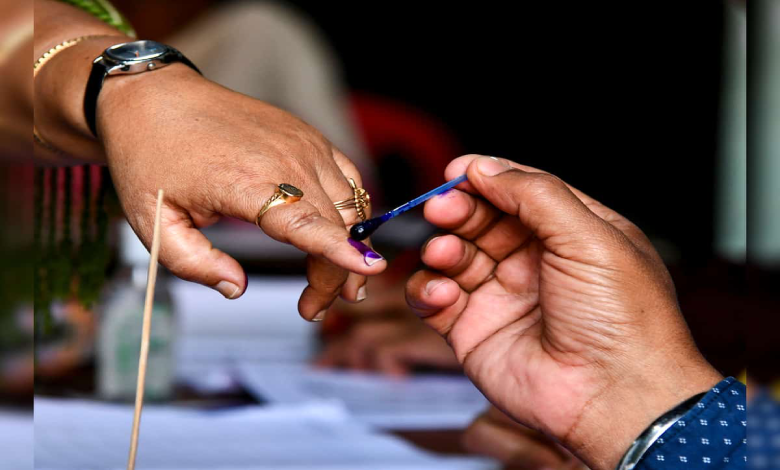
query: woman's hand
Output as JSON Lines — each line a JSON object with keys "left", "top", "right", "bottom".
{"left": 32, "top": 4, "right": 385, "bottom": 319}
{"left": 97, "top": 65, "right": 385, "bottom": 319}
{"left": 405, "top": 155, "right": 722, "bottom": 469}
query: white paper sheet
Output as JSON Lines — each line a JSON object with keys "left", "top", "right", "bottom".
{"left": 33, "top": 398, "right": 496, "bottom": 470}
{"left": 171, "top": 277, "right": 316, "bottom": 392}
{"left": 237, "top": 364, "right": 489, "bottom": 430}
{"left": 171, "top": 277, "right": 312, "bottom": 338}
{"left": 0, "top": 412, "right": 33, "bottom": 470}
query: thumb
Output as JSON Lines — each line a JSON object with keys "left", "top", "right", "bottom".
{"left": 466, "top": 157, "right": 613, "bottom": 257}
{"left": 136, "top": 205, "right": 247, "bottom": 299}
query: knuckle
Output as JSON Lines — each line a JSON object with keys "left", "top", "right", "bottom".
{"left": 292, "top": 129, "right": 331, "bottom": 159}
{"left": 285, "top": 209, "right": 323, "bottom": 235}
{"left": 320, "top": 236, "right": 344, "bottom": 260}
{"left": 160, "top": 250, "right": 200, "bottom": 281}
{"left": 314, "top": 278, "right": 343, "bottom": 295}
{"left": 527, "top": 173, "right": 565, "bottom": 194}
{"left": 283, "top": 155, "right": 311, "bottom": 181}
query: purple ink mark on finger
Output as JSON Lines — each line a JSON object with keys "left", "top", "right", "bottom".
{"left": 436, "top": 188, "right": 456, "bottom": 198}
{"left": 347, "top": 238, "right": 372, "bottom": 255}
{"left": 348, "top": 238, "right": 384, "bottom": 266}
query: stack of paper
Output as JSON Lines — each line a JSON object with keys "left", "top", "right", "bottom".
{"left": 34, "top": 398, "right": 497, "bottom": 470}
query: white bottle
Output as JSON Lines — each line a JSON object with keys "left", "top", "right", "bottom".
{"left": 97, "top": 222, "right": 175, "bottom": 401}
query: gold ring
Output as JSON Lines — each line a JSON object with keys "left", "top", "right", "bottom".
{"left": 333, "top": 178, "right": 371, "bottom": 221}
{"left": 255, "top": 184, "right": 304, "bottom": 227}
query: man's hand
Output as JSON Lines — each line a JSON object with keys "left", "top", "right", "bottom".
{"left": 405, "top": 155, "right": 722, "bottom": 469}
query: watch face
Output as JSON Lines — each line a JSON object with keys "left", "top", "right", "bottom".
{"left": 105, "top": 40, "right": 167, "bottom": 62}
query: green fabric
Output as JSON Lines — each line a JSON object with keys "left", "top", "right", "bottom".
{"left": 57, "top": 0, "right": 136, "bottom": 37}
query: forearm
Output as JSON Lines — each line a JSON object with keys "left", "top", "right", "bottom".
{"left": 33, "top": 0, "right": 129, "bottom": 163}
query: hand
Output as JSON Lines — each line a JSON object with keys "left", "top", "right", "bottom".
{"left": 96, "top": 65, "right": 386, "bottom": 320}
{"left": 315, "top": 316, "right": 459, "bottom": 376}
{"left": 463, "top": 406, "right": 587, "bottom": 470}
{"left": 405, "top": 155, "right": 722, "bottom": 469}
{"left": 315, "top": 273, "right": 459, "bottom": 375}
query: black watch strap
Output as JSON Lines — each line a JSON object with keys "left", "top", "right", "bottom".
{"left": 84, "top": 57, "right": 108, "bottom": 138}
{"left": 83, "top": 48, "right": 201, "bottom": 137}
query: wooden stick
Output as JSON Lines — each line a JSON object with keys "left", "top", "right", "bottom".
{"left": 127, "top": 189, "right": 164, "bottom": 470}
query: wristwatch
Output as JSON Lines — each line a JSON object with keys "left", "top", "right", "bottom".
{"left": 84, "top": 40, "right": 201, "bottom": 137}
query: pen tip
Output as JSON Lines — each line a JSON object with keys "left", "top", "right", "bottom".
{"left": 350, "top": 218, "right": 383, "bottom": 241}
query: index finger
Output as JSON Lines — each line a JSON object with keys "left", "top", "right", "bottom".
{"left": 255, "top": 178, "right": 386, "bottom": 320}
{"left": 260, "top": 200, "right": 385, "bottom": 273}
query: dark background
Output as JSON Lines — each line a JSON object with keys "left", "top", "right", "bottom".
{"left": 276, "top": 1, "right": 726, "bottom": 262}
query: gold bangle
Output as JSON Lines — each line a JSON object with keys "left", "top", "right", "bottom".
{"left": 33, "top": 35, "right": 103, "bottom": 153}
{"left": 34, "top": 35, "right": 104, "bottom": 76}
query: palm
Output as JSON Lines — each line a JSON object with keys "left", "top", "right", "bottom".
{"left": 448, "top": 236, "right": 621, "bottom": 439}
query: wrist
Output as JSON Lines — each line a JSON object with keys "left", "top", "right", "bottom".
{"left": 564, "top": 354, "right": 722, "bottom": 470}
{"left": 34, "top": 35, "right": 127, "bottom": 162}
{"left": 34, "top": 35, "right": 205, "bottom": 163}
{"left": 97, "top": 61, "right": 204, "bottom": 142}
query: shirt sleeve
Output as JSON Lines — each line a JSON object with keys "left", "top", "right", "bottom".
{"left": 636, "top": 377, "right": 746, "bottom": 469}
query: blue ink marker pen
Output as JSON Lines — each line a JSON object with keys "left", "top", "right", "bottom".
{"left": 350, "top": 174, "right": 468, "bottom": 241}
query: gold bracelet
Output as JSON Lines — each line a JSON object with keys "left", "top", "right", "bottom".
{"left": 33, "top": 35, "right": 104, "bottom": 153}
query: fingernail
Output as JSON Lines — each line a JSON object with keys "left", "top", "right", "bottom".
{"left": 312, "top": 310, "right": 327, "bottom": 322}
{"left": 477, "top": 156, "right": 510, "bottom": 176}
{"left": 426, "top": 236, "right": 442, "bottom": 250}
{"left": 357, "top": 286, "right": 367, "bottom": 302}
{"left": 347, "top": 238, "right": 384, "bottom": 266}
{"left": 364, "top": 250, "right": 384, "bottom": 266}
{"left": 425, "top": 280, "right": 447, "bottom": 295}
{"left": 214, "top": 280, "right": 240, "bottom": 299}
